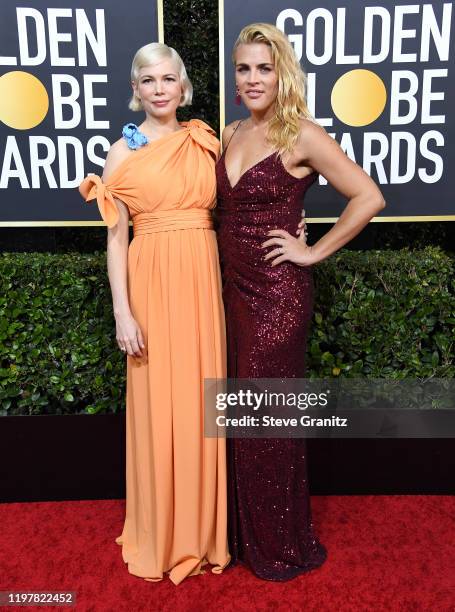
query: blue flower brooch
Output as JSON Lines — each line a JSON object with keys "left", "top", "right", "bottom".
{"left": 122, "top": 123, "right": 149, "bottom": 150}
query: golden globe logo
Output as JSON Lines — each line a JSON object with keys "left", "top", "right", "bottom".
{"left": 330, "top": 70, "right": 387, "bottom": 128}
{"left": 0, "top": 7, "right": 109, "bottom": 189}
{"left": 0, "top": 71, "right": 49, "bottom": 129}
{"left": 278, "top": 4, "right": 452, "bottom": 186}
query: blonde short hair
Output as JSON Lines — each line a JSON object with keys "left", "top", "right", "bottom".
{"left": 129, "top": 42, "right": 193, "bottom": 111}
{"left": 233, "top": 23, "right": 314, "bottom": 154}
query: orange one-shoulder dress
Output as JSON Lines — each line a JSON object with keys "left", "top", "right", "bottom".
{"left": 79, "top": 119, "right": 230, "bottom": 585}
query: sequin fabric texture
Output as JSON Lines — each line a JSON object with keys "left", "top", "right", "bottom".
{"left": 215, "top": 149, "right": 327, "bottom": 581}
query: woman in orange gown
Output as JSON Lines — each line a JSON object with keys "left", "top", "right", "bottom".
{"left": 79, "top": 43, "right": 230, "bottom": 585}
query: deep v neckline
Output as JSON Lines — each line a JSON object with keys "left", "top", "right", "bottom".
{"left": 222, "top": 150, "right": 277, "bottom": 191}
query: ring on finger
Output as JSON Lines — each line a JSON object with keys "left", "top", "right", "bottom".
{"left": 120, "top": 346, "right": 126, "bottom": 352}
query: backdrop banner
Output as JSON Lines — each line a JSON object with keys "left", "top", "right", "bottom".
{"left": 0, "top": 0, "right": 162, "bottom": 225}
{"left": 220, "top": 1, "right": 455, "bottom": 221}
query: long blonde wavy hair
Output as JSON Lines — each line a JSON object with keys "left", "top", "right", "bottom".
{"left": 233, "top": 23, "right": 313, "bottom": 154}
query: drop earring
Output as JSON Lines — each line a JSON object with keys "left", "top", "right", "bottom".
{"left": 235, "top": 89, "right": 241, "bottom": 106}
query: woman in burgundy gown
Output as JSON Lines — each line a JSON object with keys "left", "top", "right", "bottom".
{"left": 216, "top": 23, "right": 385, "bottom": 581}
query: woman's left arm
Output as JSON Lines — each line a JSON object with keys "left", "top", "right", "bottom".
{"left": 263, "top": 119, "right": 386, "bottom": 266}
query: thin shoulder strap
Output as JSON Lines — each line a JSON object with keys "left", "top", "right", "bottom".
{"left": 224, "top": 119, "right": 243, "bottom": 153}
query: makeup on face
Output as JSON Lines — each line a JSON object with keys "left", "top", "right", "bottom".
{"left": 235, "top": 43, "right": 278, "bottom": 112}
{"left": 134, "top": 60, "right": 182, "bottom": 116}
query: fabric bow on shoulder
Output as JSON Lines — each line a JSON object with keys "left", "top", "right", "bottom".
{"left": 79, "top": 174, "right": 119, "bottom": 228}
{"left": 183, "top": 119, "right": 220, "bottom": 161}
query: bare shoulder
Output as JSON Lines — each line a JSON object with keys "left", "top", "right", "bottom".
{"left": 221, "top": 119, "right": 242, "bottom": 149}
{"left": 298, "top": 117, "right": 330, "bottom": 146}
{"left": 102, "top": 137, "right": 132, "bottom": 182}
{"left": 295, "top": 117, "right": 340, "bottom": 162}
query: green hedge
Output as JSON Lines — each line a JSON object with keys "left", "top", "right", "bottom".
{"left": 1, "top": 247, "right": 454, "bottom": 415}
{"left": 309, "top": 248, "right": 455, "bottom": 377}
{"left": 165, "top": 0, "right": 219, "bottom": 131}
{"left": 0, "top": 253, "right": 124, "bottom": 416}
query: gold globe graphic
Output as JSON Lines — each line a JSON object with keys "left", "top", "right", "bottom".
{"left": 331, "top": 69, "right": 386, "bottom": 127}
{"left": 0, "top": 71, "right": 49, "bottom": 130}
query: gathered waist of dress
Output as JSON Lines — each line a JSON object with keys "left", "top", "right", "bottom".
{"left": 132, "top": 208, "right": 213, "bottom": 236}
{"left": 217, "top": 204, "right": 300, "bottom": 228}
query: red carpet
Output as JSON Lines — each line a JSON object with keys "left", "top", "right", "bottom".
{"left": 1, "top": 496, "right": 454, "bottom": 611}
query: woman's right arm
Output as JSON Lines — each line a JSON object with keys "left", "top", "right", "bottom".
{"left": 103, "top": 143, "right": 145, "bottom": 358}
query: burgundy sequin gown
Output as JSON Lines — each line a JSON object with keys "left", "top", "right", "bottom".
{"left": 215, "top": 146, "right": 327, "bottom": 581}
